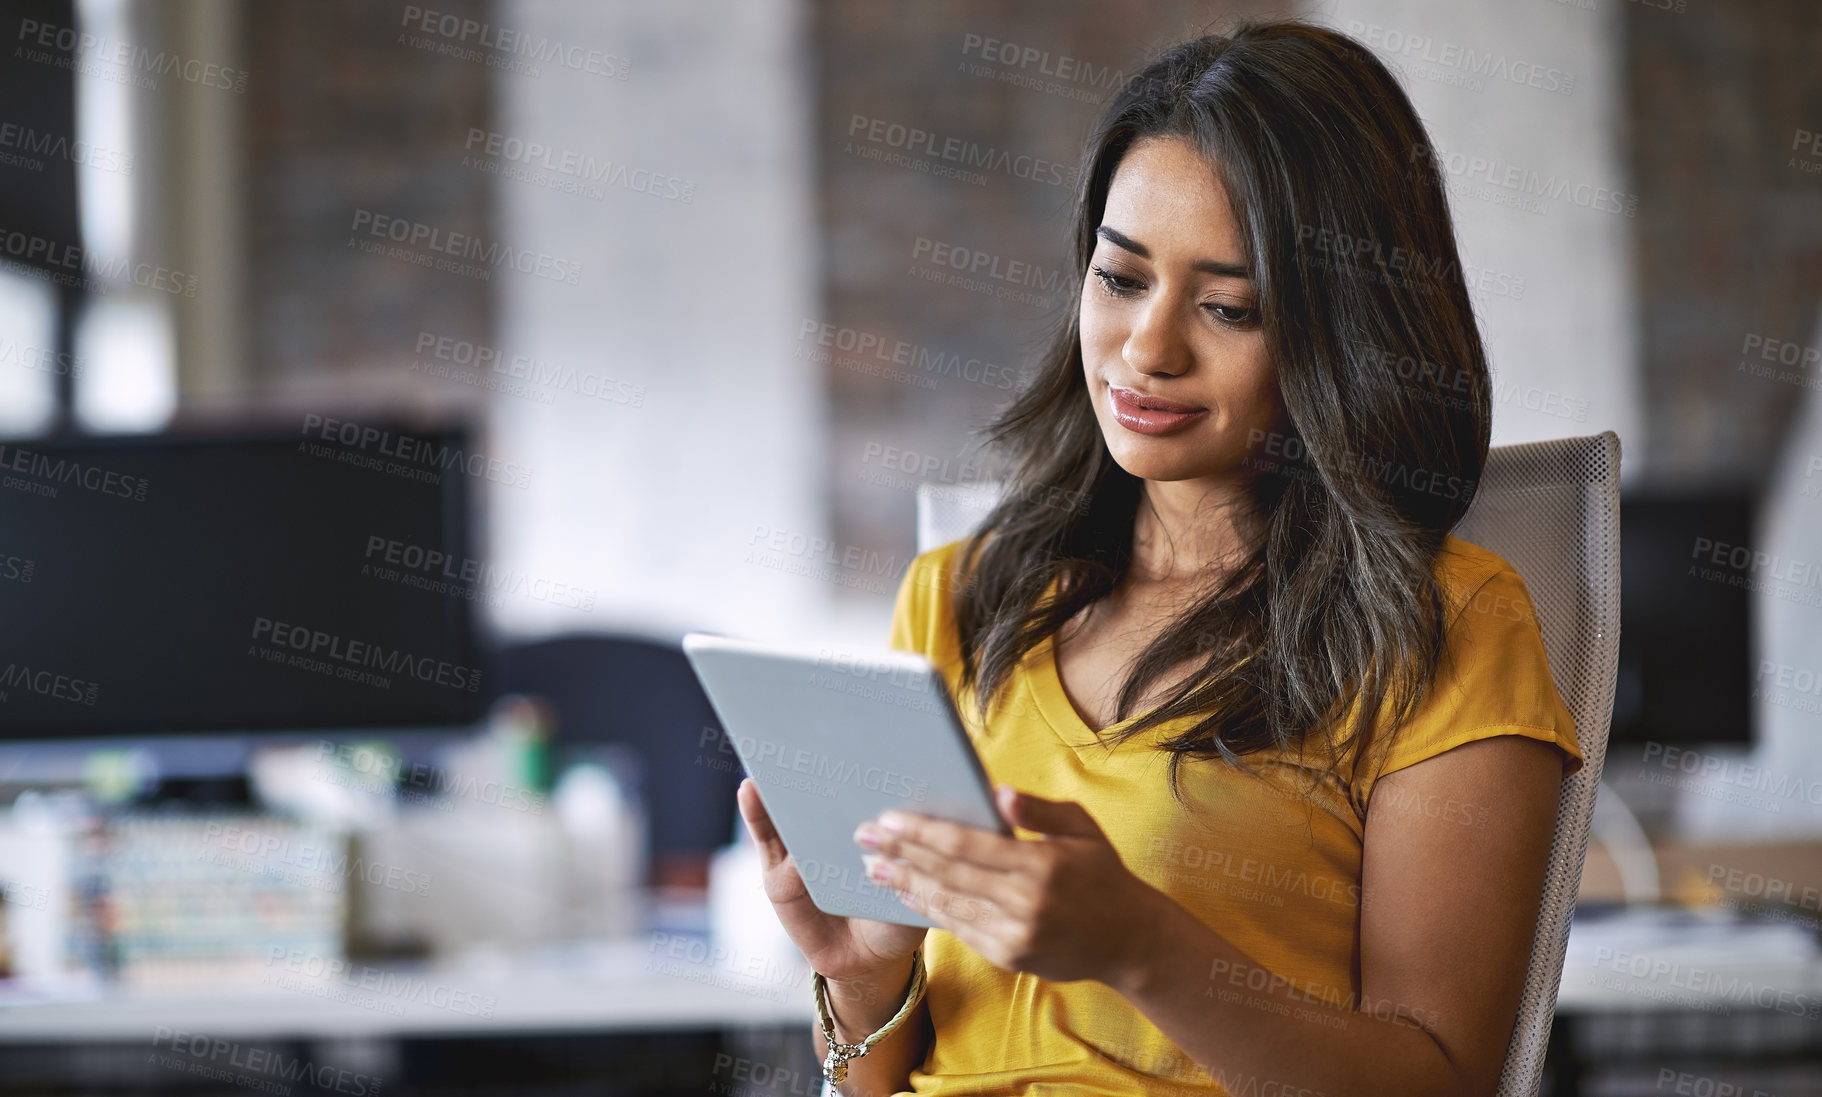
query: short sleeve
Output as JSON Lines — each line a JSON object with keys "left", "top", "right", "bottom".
{"left": 1362, "top": 562, "right": 1584, "bottom": 801}
{"left": 887, "top": 539, "right": 966, "bottom": 663}
{"left": 888, "top": 550, "right": 930, "bottom": 655}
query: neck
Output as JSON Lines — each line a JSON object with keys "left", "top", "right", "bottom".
{"left": 1129, "top": 475, "right": 1262, "bottom": 584}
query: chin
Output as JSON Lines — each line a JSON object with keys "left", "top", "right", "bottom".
{"left": 1103, "top": 433, "right": 1229, "bottom": 483}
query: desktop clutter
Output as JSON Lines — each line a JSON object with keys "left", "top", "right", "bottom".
{"left": 0, "top": 697, "right": 650, "bottom": 990}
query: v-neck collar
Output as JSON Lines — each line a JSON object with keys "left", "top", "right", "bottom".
{"left": 1025, "top": 630, "right": 1189, "bottom": 759}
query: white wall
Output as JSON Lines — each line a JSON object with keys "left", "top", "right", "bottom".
{"left": 1308, "top": 0, "right": 1643, "bottom": 468}
{"left": 486, "top": 0, "right": 843, "bottom": 644}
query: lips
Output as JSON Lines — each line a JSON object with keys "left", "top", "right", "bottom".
{"left": 1108, "top": 385, "right": 1208, "bottom": 436}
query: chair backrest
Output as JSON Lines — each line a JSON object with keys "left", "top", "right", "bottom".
{"left": 913, "top": 432, "right": 1622, "bottom": 1097}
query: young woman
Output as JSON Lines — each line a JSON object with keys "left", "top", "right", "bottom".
{"left": 737, "top": 20, "right": 1582, "bottom": 1097}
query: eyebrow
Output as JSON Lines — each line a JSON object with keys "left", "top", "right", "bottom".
{"left": 1096, "top": 225, "right": 1251, "bottom": 280}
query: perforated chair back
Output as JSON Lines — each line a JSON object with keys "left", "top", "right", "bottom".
{"left": 913, "top": 432, "right": 1622, "bottom": 1097}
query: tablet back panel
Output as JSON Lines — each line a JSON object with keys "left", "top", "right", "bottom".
{"left": 682, "top": 633, "right": 1006, "bottom": 927}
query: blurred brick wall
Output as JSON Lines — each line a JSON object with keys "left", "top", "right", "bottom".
{"left": 813, "top": 0, "right": 1287, "bottom": 579}
{"left": 1628, "top": 0, "right": 1822, "bottom": 487}
{"left": 244, "top": 0, "right": 494, "bottom": 408}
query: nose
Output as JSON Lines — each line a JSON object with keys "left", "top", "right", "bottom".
{"left": 1121, "top": 296, "right": 1191, "bottom": 377}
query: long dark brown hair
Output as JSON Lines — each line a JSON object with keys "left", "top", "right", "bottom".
{"left": 951, "top": 21, "right": 1492, "bottom": 803}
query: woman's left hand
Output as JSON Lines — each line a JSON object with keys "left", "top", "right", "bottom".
{"left": 854, "top": 784, "right": 1170, "bottom": 990}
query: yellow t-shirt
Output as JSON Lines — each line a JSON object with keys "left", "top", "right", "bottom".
{"left": 885, "top": 533, "right": 1583, "bottom": 1095}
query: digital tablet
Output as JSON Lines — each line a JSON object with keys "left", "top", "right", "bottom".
{"left": 682, "top": 631, "right": 1010, "bottom": 928}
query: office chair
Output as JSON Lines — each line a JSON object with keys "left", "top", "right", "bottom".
{"left": 912, "top": 431, "right": 1622, "bottom": 1097}
{"left": 497, "top": 633, "right": 741, "bottom": 886}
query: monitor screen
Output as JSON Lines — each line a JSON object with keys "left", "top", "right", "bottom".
{"left": 0, "top": 425, "right": 488, "bottom": 737}
{"left": 1611, "top": 490, "right": 1754, "bottom": 743}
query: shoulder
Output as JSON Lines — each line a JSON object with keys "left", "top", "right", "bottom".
{"left": 888, "top": 536, "right": 978, "bottom": 663}
{"left": 1427, "top": 534, "right": 1560, "bottom": 722}
{"left": 1356, "top": 534, "right": 1583, "bottom": 794}
{"left": 1426, "top": 534, "right": 1554, "bottom": 649}
{"left": 1433, "top": 535, "right": 1525, "bottom": 618}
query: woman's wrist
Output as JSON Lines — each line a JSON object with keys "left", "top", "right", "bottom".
{"left": 1106, "top": 882, "right": 1191, "bottom": 1000}
{"left": 822, "top": 954, "right": 919, "bottom": 1041}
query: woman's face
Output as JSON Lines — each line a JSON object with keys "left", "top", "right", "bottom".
{"left": 1079, "top": 135, "right": 1285, "bottom": 485}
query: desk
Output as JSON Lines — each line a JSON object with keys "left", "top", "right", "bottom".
{"left": 8, "top": 906, "right": 1817, "bottom": 1094}
{"left": 0, "top": 934, "right": 824, "bottom": 1097}
{"left": 1550, "top": 906, "right": 1822, "bottom": 1096}
{"left": 0, "top": 936, "right": 814, "bottom": 1043}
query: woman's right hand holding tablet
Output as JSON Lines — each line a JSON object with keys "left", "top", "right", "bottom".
{"left": 734, "top": 778, "right": 925, "bottom": 1023}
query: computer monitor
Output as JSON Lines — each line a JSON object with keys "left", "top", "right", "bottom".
{"left": 0, "top": 424, "right": 489, "bottom": 738}
{"left": 1610, "top": 490, "right": 1754, "bottom": 743}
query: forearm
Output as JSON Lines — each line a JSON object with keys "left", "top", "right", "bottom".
{"left": 1113, "top": 893, "right": 1468, "bottom": 1097}
{"left": 813, "top": 955, "right": 932, "bottom": 1097}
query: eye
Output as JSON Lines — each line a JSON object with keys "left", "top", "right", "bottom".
{"left": 1207, "top": 302, "right": 1260, "bottom": 327}
{"left": 1090, "top": 265, "right": 1144, "bottom": 298}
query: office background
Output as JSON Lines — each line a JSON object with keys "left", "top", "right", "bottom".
{"left": 0, "top": 0, "right": 1819, "bottom": 1094}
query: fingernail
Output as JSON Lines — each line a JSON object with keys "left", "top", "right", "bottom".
{"left": 862, "top": 854, "right": 891, "bottom": 882}
{"left": 854, "top": 824, "right": 880, "bottom": 849}
{"left": 878, "top": 813, "right": 907, "bottom": 833}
